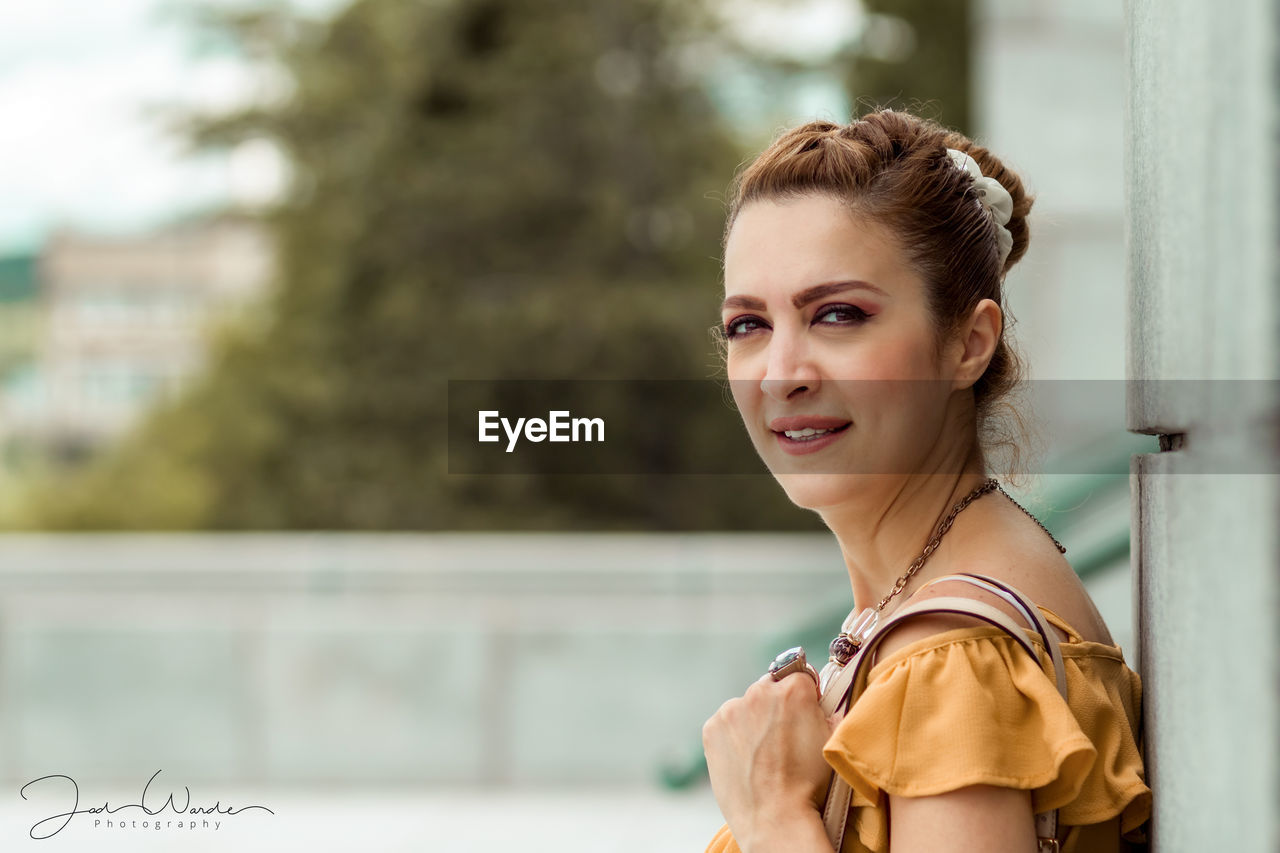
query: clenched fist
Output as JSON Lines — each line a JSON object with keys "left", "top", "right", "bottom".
{"left": 702, "top": 672, "right": 840, "bottom": 849}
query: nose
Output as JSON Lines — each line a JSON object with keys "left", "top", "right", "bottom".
{"left": 760, "top": 326, "right": 820, "bottom": 402}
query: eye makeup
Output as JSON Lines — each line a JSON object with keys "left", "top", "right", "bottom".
{"left": 722, "top": 303, "right": 873, "bottom": 340}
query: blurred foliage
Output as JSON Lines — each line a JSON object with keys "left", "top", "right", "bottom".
{"left": 845, "top": 0, "right": 971, "bottom": 134}
{"left": 0, "top": 304, "right": 39, "bottom": 381}
{"left": 0, "top": 254, "right": 39, "bottom": 381}
{"left": 20, "top": 0, "right": 819, "bottom": 530}
{"left": 16, "top": 0, "right": 971, "bottom": 531}
{"left": 0, "top": 254, "right": 38, "bottom": 303}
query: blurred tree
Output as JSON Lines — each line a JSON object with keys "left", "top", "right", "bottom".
{"left": 20, "top": 0, "right": 819, "bottom": 531}
{"left": 845, "top": 0, "right": 972, "bottom": 134}
{"left": 0, "top": 254, "right": 38, "bottom": 380}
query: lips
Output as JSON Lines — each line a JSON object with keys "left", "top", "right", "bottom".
{"left": 767, "top": 415, "right": 852, "bottom": 456}
{"left": 769, "top": 415, "right": 852, "bottom": 434}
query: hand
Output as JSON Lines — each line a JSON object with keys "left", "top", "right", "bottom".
{"left": 702, "top": 672, "right": 839, "bottom": 848}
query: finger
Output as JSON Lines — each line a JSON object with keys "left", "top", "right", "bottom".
{"left": 701, "top": 716, "right": 720, "bottom": 748}
{"left": 776, "top": 672, "right": 822, "bottom": 704}
{"left": 747, "top": 673, "right": 781, "bottom": 697}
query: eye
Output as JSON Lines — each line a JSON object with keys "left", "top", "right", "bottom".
{"left": 813, "top": 303, "right": 870, "bottom": 326}
{"left": 724, "top": 314, "right": 769, "bottom": 339}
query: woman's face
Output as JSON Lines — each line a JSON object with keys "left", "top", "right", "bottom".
{"left": 721, "top": 194, "right": 965, "bottom": 510}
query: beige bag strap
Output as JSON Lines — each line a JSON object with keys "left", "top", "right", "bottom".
{"left": 939, "top": 573, "right": 1069, "bottom": 699}
{"left": 819, "top": 573, "right": 1068, "bottom": 853}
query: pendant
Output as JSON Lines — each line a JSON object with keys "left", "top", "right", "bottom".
{"left": 819, "top": 607, "right": 879, "bottom": 693}
{"left": 829, "top": 607, "right": 878, "bottom": 664}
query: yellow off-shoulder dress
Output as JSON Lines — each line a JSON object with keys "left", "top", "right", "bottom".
{"left": 705, "top": 606, "right": 1151, "bottom": 853}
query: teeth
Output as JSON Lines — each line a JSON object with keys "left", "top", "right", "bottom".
{"left": 784, "top": 427, "right": 835, "bottom": 440}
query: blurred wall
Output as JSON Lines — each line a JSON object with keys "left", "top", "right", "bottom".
{"left": 972, "top": 0, "right": 1138, "bottom": 678}
{"left": 1126, "top": 1, "right": 1279, "bottom": 851}
{"left": 0, "top": 533, "right": 847, "bottom": 787}
{"left": 976, "top": 0, "right": 1125, "bottom": 384}
{"left": 0, "top": 527, "right": 1142, "bottom": 790}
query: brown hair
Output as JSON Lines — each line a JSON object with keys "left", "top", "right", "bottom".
{"left": 724, "top": 109, "right": 1036, "bottom": 474}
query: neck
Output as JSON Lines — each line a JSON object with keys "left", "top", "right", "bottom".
{"left": 819, "top": 447, "right": 990, "bottom": 615}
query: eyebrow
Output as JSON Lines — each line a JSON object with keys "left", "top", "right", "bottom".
{"left": 720, "top": 280, "right": 888, "bottom": 313}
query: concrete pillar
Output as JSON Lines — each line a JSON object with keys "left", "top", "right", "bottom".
{"left": 1126, "top": 1, "right": 1279, "bottom": 850}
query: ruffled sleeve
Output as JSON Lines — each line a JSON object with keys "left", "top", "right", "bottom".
{"left": 820, "top": 626, "right": 1151, "bottom": 853}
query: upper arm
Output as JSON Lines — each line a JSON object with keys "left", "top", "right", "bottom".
{"left": 887, "top": 784, "right": 1037, "bottom": 853}
{"left": 875, "top": 582, "right": 1046, "bottom": 852}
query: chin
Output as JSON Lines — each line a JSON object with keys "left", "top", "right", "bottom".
{"left": 773, "top": 472, "right": 879, "bottom": 510}
{"left": 771, "top": 463, "right": 941, "bottom": 511}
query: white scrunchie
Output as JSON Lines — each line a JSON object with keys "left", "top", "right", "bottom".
{"left": 945, "top": 147, "right": 1014, "bottom": 269}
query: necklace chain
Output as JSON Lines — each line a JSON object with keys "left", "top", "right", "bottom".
{"left": 993, "top": 481, "right": 1067, "bottom": 556}
{"left": 821, "top": 478, "right": 1066, "bottom": 678}
{"left": 873, "top": 477, "right": 1066, "bottom": 614}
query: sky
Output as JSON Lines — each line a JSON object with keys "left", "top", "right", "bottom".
{"left": 0, "top": 0, "right": 342, "bottom": 255}
{"left": 0, "top": 0, "right": 858, "bottom": 256}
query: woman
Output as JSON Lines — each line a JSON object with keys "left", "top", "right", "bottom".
{"left": 700, "top": 111, "right": 1151, "bottom": 853}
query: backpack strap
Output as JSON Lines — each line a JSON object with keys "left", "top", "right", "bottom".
{"left": 821, "top": 573, "right": 1069, "bottom": 852}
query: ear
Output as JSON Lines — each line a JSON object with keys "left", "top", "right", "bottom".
{"left": 949, "top": 298, "right": 1002, "bottom": 391}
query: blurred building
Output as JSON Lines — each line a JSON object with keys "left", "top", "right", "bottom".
{"left": 2, "top": 216, "right": 272, "bottom": 462}
{"left": 978, "top": 1, "right": 1126, "bottom": 383}
{"left": 972, "top": 0, "right": 1134, "bottom": 504}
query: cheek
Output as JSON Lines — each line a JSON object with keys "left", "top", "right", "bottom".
{"left": 842, "top": 327, "right": 940, "bottom": 381}
{"left": 725, "top": 343, "right": 765, "bottom": 378}
{"left": 728, "top": 383, "right": 761, "bottom": 435}
{"left": 726, "top": 353, "right": 761, "bottom": 411}
{"left": 836, "top": 336, "right": 949, "bottom": 441}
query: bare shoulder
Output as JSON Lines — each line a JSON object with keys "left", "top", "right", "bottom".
{"left": 867, "top": 581, "right": 1037, "bottom": 670}
{"left": 869, "top": 556, "right": 1116, "bottom": 669}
